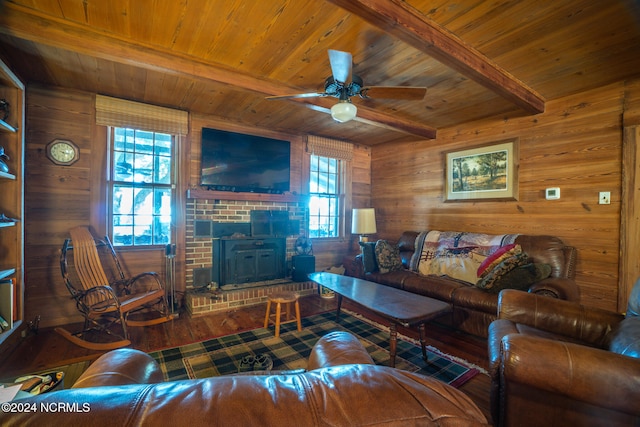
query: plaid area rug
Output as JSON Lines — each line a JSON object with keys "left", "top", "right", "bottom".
{"left": 149, "top": 311, "right": 479, "bottom": 387}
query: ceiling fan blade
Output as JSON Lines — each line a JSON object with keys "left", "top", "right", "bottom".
{"left": 266, "top": 92, "right": 327, "bottom": 101}
{"left": 328, "top": 49, "right": 352, "bottom": 84}
{"left": 358, "top": 86, "right": 427, "bottom": 100}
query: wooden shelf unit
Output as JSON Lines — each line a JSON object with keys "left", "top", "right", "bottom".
{"left": 0, "top": 56, "right": 24, "bottom": 346}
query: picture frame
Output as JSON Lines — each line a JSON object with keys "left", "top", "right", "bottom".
{"left": 444, "top": 138, "right": 519, "bottom": 201}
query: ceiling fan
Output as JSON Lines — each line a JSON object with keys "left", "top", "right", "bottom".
{"left": 266, "top": 50, "right": 427, "bottom": 123}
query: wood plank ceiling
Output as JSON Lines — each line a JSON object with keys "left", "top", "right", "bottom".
{"left": 0, "top": 0, "right": 639, "bottom": 145}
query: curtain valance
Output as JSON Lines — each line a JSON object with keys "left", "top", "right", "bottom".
{"left": 96, "top": 95, "right": 188, "bottom": 135}
{"left": 307, "top": 135, "right": 353, "bottom": 161}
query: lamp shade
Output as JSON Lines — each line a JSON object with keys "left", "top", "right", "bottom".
{"left": 351, "top": 208, "right": 377, "bottom": 235}
{"left": 331, "top": 101, "right": 357, "bottom": 123}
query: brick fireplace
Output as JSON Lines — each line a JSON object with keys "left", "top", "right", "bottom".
{"left": 184, "top": 195, "right": 317, "bottom": 315}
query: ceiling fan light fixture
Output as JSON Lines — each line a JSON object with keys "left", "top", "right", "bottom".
{"left": 331, "top": 100, "right": 357, "bottom": 123}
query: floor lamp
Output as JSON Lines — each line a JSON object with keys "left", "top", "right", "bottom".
{"left": 351, "top": 208, "right": 377, "bottom": 242}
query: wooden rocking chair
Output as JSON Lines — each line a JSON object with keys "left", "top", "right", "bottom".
{"left": 55, "top": 226, "right": 174, "bottom": 350}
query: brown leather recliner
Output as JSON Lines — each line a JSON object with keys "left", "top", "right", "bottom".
{"left": 488, "top": 289, "right": 640, "bottom": 427}
{"left": 2, "top": 331, "right": 488, "bottom": 426}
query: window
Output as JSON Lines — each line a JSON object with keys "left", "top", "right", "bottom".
{"left": 309, "top": 154, "right": 342, "bottom": 238}
{"left": 110, "top": 127, "right": 174, "bottom": 246}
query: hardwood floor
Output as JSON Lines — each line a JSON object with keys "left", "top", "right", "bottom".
{"left": 0, "top": 294, "right": 492, "bottom": 423}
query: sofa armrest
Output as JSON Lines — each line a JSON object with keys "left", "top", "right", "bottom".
{"left": 500, "top": 334, "right": 640, "bottom": 417}
{"left": 306, "top": 331, "right": 374, "bottom": 370}
{"left": 487, "top": 319, "right": 519, "bottom": 376}
{"left": 527, "top": 277, "right": 580, "bottom": 301}
{"left": 497, "top": 289, "right": 624, "bottom": 347}
{"left": 343, "top": 254, "right": 364, "bottom": 278}
{"left": 72, "top": 348, "right": 164, "bottom": 388}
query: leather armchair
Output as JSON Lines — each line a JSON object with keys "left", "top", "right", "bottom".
{"left": 488, "top": 289, "right": 640, "bottom": 426}
{"left": 2, "top": 331, "right": 489, "bottom": 426}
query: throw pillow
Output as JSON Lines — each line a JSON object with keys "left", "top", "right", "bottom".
{"left": 374, "top": 240, "right": 403, "bottom": 274}
{"left": 475, "top": 252, "right": 530, "bottom": 291}
{"left": 359, "top": 241, "right": 378, "bottom": 273}
{"left": 609, "top": 316, "right": 640, "bottom": 359}
{"left": 477, "top": 262, "right": 551, "bottom": 294}
{"left": 477, "top": 244, "right": 520, "bottom": 278}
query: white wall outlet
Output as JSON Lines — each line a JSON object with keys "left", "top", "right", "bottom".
{"left": 599, "top": 191, "right": 611, "bottom": 205}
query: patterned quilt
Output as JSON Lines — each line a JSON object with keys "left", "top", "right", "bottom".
{"left": 409, "top": 231, "right": 519, "bottom": 284}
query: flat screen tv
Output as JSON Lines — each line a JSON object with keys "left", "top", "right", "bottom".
{"left": 200, "top": 127, "right": 291, "bottom": 194}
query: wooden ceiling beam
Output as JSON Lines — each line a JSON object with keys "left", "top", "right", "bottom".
{"left": 0, "top": 2, "right": 437, "bottom": 139}
{"left": 328, "top": 0, "right": 545, "bottom": 114}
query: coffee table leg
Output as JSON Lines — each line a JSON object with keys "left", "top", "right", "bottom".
{"left": 419, "top": 323, "right": 428, "bottom": 361}
{"left": 389, "top": 323, "right": 397, "bottom": 368}
{"left": 335, "top": 294, "right": 343, "bottom": 322}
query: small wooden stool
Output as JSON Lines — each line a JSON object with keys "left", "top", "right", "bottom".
{"left": 263, "top": 291, "right": 302, "bottom": 337}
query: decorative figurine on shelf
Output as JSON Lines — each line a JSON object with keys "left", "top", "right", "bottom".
{"left": 0, "top": 145, "right": 9, "bottom": 173}
{"left": 0, "top": 99, "right": 8, "bottom": 122}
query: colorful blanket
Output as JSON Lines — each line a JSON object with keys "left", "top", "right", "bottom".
{"left": 409, "top": 231, "right": 519, "bottom": 284}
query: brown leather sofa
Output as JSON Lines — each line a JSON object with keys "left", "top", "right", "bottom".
{"left": 2, "top": 331, "right": 489, "bottom": 426}
{"left": 344, "top": 231, "right": 579, "bottom": 337}
{"left": 487, "top": 289, "right": 640, "bottom": 426}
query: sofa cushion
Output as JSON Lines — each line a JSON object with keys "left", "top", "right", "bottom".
{"left": 397, "top": 231, "right": 419, "bottom": 269}
{"left": 307, "top": 331, "right": 375, "bottom": 370}
{"left": 359, "top": 241, "right": 378, "bottom": 273}
{"left": 452, "top": 285, "right": 501, "bottom": 314}
{"left": 475, "top": 252, "right": 530, "bottom": 291}
{"left": 610, "top": 316, "right": 640, "bottom": 358}
{"left": 375, "top": 240, "right": 403, "bottom": 273}
{"left": 72, "top": 348, "right": 164, "bottom": 388}
{"left": 402, "top": 272, "right": 466, "bottom": 301}
{"left": 366, "top": 269, "right": 411, "bottom": 290}
{"left": 478, "top": 263, "right": 551, "bottom": 294}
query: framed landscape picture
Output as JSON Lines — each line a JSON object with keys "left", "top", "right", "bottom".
{"left": 445, "top": 139, "right": 519, "bottom": 201}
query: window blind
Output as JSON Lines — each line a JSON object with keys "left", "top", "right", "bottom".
{"left": 96, "top": 95, "right": 189, "bottom": 135}
{"left": 307, "top": 135, "right": 353, "bottom": 161}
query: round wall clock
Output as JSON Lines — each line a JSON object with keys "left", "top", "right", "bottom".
{"left": 46, "top": 139, "right": 79, "bottom": 166}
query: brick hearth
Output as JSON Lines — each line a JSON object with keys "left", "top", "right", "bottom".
{"left": 186, "top": 280, "right": 317, "bottom": 315}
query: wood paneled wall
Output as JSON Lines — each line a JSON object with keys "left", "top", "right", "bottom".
{"left": 24, "top": 87, "right": 371, "bottom": 328}
{"left": 25, "top": 85, "right": 95, "bottom": 327}
{"left": 619, "top": 79, "right": 640, "bottom": 312}
{"left": 25, "top": 85, "right": 168, "bottom": 328}
{"left": 372, "top": 81, "right": 631, "bottom": 312}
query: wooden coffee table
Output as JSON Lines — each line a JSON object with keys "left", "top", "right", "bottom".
{"left": 309, "top": 272, "right": 452, "bottom": 367}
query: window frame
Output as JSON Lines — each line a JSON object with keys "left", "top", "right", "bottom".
{"left": 307, "top": 153, "right": 347, "bottom": 240}
{"left": 107, "top": 126, "right": 176, "bottom": 249}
